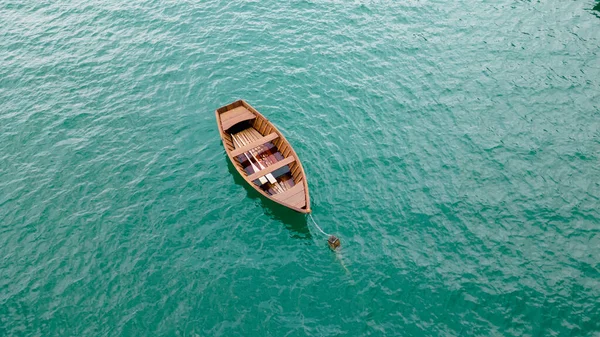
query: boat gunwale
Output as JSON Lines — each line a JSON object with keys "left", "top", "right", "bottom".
{"left": 215, "top": 99, "right": 311, "bottom": 214}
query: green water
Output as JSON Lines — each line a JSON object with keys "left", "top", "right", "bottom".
{"left": 1, "top": 1, "right": 600, "bottom": 336}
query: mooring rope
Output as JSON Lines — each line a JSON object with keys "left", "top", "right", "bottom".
{"left": 308, "top": 213, "right": 331, "bottom": 237}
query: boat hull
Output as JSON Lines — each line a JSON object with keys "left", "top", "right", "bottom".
{"left": 215, "top": 100, "right": 311, "bottom": 214}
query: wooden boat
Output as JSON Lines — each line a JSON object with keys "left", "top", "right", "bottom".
{"left": 215, "top": 100, "right": 311, "bottom": 213}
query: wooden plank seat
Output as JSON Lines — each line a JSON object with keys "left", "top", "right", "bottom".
{"left": 221, "top": 106, "right": 256, "bottom": 131}
{"left": 246, "top": 156, "right": 295, "bottom": 182}
{"left": 230, "top": 133, "right": 279, "bottom": 157}
{"left": 272, "top": 183, "right": 306, "bottom": 208}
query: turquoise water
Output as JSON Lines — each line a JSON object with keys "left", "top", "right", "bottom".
{"left": 1, "top": 0, "right": 600, "bottom": 335}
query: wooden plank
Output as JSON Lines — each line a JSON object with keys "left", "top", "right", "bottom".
{"left": 221, "top": 106, "right": 250, "bottom": 121}
{"left": 241, "top": 128, "right": 259, "bottom": 142}
{"left": 222, "top": 115, "right": 255, "bottom": 130}
{"left": 273, "top": 182, "right": 306, "bottom": 208}
{"left": 272, "top": 183, "right": 303, "bottom": 201}
{"left": 247, "top": 128, "right": 262, "bottom": 140}
{"left": 258, "top": 121, "right": 268, "bottom": 134}
{"left": 288, "top": 192, "right": 306, "bottom": 208}
{"left": 246, "top": 156, "right": 295, "bottom": 182}
{"left": 231, "top": 133, "right": 279, "bottom": 157}
{"left": 249, "top": 128, "right": 262, "bottom": 138}
{"left": 254, "top": 119, "right": 263, "bottom": 131}
{"left": 287, "top": 188, "right": 305, "bottom": 203}
{"left": 221, "top": 107, "right": 256, "bottom": 130}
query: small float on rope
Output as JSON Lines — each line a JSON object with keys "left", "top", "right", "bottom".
{"left": 215, "top": 100, "right": 340, "bottom": 249}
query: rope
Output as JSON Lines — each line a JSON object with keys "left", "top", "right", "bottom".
{"left": 308, "top": 213, "right": 331, "bottom": 237}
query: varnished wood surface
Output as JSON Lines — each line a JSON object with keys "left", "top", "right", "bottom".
{"left": 272, "top": 183, "right": 306, "bottom": 209}
{"left": 215, "top": 100, "right": 311, "bottom": 213}
{"left": 246, "top": 156, "right": 295, "bottom": 182}
{"left": 230, "top": 133, "right": 279, "bottom": 157}
{"left": 221, "top": 106, "right": 256, "bottom": 131}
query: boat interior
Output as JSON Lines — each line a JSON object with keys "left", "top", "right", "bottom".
{"left": 218, "top": 103, "right": 307, "bottom": 210}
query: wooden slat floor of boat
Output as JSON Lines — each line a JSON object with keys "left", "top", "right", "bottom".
{"left": 248, "top": 128, "right": 263, "bottom": 138}
{"left": 230, "top": 133, "right": 279, "bottom": 157}
{"left": 272, "top": 183, "right": 306, "bottom": 208}
{"left": 246, "top": 156, "right": 295, "bottom": 182}
{"left": 221, "top": 106, "right": 255, "bottom": 130}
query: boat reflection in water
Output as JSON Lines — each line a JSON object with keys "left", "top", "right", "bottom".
{"left": 226, "top": 159, "right": 311, "bottom": 240}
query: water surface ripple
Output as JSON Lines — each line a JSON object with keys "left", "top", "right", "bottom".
{"left": 1, "top": 0, "right": 599, "bottom": 336}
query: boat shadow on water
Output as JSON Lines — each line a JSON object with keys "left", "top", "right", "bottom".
{"left": 226, "top": 159, "right": 312, "bottom": 240}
